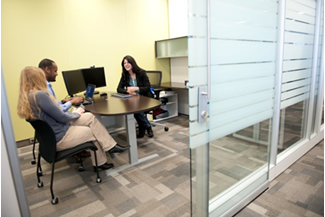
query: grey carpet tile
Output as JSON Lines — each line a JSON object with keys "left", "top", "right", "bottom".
{"left": 20, "top": 115, "right": 192, "bottom": 217}
{"left": 235, "top": 140, "right": 324, "bottom": 217}
{"left": 19, "top": 114, "right": 323, "bottom": 217}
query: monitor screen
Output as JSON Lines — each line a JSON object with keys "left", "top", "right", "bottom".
{"left": 81, "top": 67, "right": 106, "bottom": 88}
{"left": 61, "top": 69, "right": 87, "bottom": 96}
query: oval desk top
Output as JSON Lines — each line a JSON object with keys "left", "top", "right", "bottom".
{"left": 84, "top": 93, "right": 162, "bottom": 116}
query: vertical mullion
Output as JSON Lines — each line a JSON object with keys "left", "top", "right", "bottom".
{"left": 269, "top": 0, "right": 286, "bottom": 179}
{"left": 306, "top": 0, "right": 322, "bottom": 139}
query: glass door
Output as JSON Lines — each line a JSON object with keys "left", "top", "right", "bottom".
{"left": 188, "top": 0, "right": 279, "bottom": 216}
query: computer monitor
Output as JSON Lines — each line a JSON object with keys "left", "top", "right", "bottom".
{"left": 61, "top": 69, "right": 87, "bottom": 97}
{"left": 81, "top": 67, "right": 107, "bottom": 88}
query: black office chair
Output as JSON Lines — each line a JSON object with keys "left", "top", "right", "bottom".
{"left": 26, "top": 119, "right": 102, "bottom": 205}
{"left": 31, "top": 132, "right": 37, "bottom": 165}
{"left": 146, "top": 71, "right": 169, "bottom": 132}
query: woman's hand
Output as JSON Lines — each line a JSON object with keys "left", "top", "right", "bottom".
{"left": 126, "top": 86, "right": 139, "bottom": 95}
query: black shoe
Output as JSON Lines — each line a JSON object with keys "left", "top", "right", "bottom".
{"left": 108, "top": 144, "right": 130, "bottom": 158}
{"left": 137, "top": 132, "right": 145, "bottom": 138}
{"left": 93, "top": 163, "right": 114, "bottom": 172}
{"left": 137, "top": 128, "right": 145, "bottom": 138}
{"left": 147, "top": 126, "right": 154, "bottom": 138}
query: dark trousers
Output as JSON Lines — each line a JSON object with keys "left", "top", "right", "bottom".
{"left": 134, "top": 112, "right": 151, "bottom": 132}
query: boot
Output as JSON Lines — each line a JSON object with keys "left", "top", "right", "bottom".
{"left": 147, "top": 126, "right": 154, "bottom": 138}
{"left": 137, "top": 127, "right": 145, "bottom": 138}
{"left": 108, "top": 144, "right": 130, "bottom": 158}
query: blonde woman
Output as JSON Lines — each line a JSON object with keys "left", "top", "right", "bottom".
{"left": 18, "top": 66, "right": 129, "bottom": 170}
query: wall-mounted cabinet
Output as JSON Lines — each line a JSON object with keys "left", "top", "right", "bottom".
{"left": 155, "top": 37, "right": 187, "bottom": 58}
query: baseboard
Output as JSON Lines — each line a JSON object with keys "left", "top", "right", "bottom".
{"left": 16, "top": 139, "right": 32, "bottom": 148}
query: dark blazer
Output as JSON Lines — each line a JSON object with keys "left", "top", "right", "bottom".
{"left": 117, "top": 70, "right": 153, "bottom": 98}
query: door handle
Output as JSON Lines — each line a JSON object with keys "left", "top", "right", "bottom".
{"left": 198, "top": 86, "right": 209, "bottom": 124}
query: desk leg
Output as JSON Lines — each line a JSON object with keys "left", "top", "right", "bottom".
{"left": 126, "top": 114, "right": 138, "bottom": 164}
{"left": 105, "top": 114, "right": 158, "bottom": 176}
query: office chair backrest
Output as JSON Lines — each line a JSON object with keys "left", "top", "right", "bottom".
{"left": 27, "top": 119, "right": 57, "bottom": 163}
{"left": 146, "top": 71, "right": 162, "bottom": 88}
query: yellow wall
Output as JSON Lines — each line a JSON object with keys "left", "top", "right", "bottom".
{"left": 2, "top": 0, "right": 170, "bottom": 141}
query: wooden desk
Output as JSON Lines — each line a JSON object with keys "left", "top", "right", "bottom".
{"left": 84, "top": 93, "right": 161, "bottom": 175}
{"left": 160, "top": 82, "right": 188, "bottom": 90}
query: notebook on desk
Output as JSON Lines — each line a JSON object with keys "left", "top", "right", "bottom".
{"left": 82, "top": 84, "right": 96, "bottom": 104}
{"left": 111, "top": 93, "right": 133, "bottom": 98}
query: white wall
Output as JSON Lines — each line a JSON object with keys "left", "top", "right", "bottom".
{"left": 168, "top": 0, "right": 189, "bottom": 114}
{"left": 168, "top": 0, "right": 188, "bottom": 38}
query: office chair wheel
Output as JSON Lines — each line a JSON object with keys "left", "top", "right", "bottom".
{"left": 38, "top": 170, "right": 43, "bottom": 176}
{"left": 37, "top": 181, "right": 43, "bottom": 188}
{"left": 78, "top": 166, "right": 85, "bottom": 172}
{"left": 164, "top": 127, "right": 169, "bottom": 131}
{"left": 96, "top": 177, "right": 102, "bottom": 183}
{"left": 51, "top": 197, "right": 59, "bottom": 205}
{"left": 31, "top": 159, "right": 36, "bottom": 165}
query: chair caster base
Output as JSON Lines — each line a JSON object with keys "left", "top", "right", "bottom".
{"left": 31, "top": 160, "right": 36, "bottom": 165}
{"left": 78, "top": 166, "right": 85, "bottom": 172}
{"left": 96, "top": 177, "right": 102, "bottom": 183}
{"left": 164, "top": 127, "right": 169, "bottom": 131}
{"left": 37, "top": 181, "right": 43, "bottom": 188}
{"left": 51, "top": 197, "right": 58, "bottom": 205}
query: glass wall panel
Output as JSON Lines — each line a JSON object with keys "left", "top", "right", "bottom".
{"left": 312, "top": 2, "right": 324, "bottom": 134}
{"left": 189, "top": 0, "right": 323, "bottom": 216}
{"left": 189, "top": 0, "right": 277, "bottom": 216}
{"left": 208, "top": 0, "right": 277, "bottom": 203}
{"left": 278, "top": 0, "right": 317, "bottom": 154}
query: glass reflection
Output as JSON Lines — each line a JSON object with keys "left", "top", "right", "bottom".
{"left": 278, "top": 101, "right": 305, "bottom": 154}
{"left": 209, "top": 119, "right": 270, "bottom": 199}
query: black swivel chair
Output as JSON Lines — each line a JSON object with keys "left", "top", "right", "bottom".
{"left": 31, "top": 132, "right": 37, "bottom": 165}
{"left": 146, "top": 71, "right": 169, "bottom": 132}
{"left": 26, "top": 119, "right": 102, "bottom": 205}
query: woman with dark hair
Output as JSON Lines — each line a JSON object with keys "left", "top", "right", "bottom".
{"left": 117, "top": 55, "right": 154, "bottom": 138}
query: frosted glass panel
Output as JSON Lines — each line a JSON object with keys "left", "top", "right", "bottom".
{"left": 287, "top": 0, "right": 316, "bottom": 17}
{"left": 211, "top": 77, "right": 274, "bottom": 101}
{"left": 281, "top": 85, "right": 311, "bottom": 100}
{"left": 282, "top": 78, "right": 311, "bottom": 91}
{"left": 280, "top": 0, "right": 316, "bottom": 110}
{"left": 189, "top": 0, "right": 283, "bottom": 216}
{"left": 210, "top": 1, "right": 277, "bottom": 41}
{"left": 282, "top": 59, "right": 313, "bottom": 71}
{"left": 188, "top": 16, "right": 206, "bottom": 36}
{"left": 188, "top": 67, "right": 207, "bottom": 86}
{"left": 284, "top": 32, "right": 315, "bottom": 43}
{"left": 211, "top": 41, "right": 276, "bottom": 64}
{"left": 209, "top": 109, "right": 272, "bottom": 143}
{"left": 211, "top": 63, "right": 275, "bottom": 83}
{"left": 285, "top": 10, "right": 316, "bottom": 24}
{"left": 282, "top": 69, "right": 312, "bottom": 82}
{"left": 285, "top": 19, "right": 315, "bottom": 33}
{"left": 188, "top": 0, "right": 206, "bottom": 15}
{"left": 283, "top": 44, "right": 314, "bottom": 59}
{"left": 188, "top": 37, "right": 207, "bottom": 66}
{"left": 210, "top": 90, "right": 274, "bottom": 115}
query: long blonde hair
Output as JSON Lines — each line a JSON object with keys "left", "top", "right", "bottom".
{"left": 17, "top": 66, "right": 57, "bottom": 120}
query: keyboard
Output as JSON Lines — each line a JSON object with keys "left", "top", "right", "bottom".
{"left": 111, "top": 93, "right": 133, "bottom": 98}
